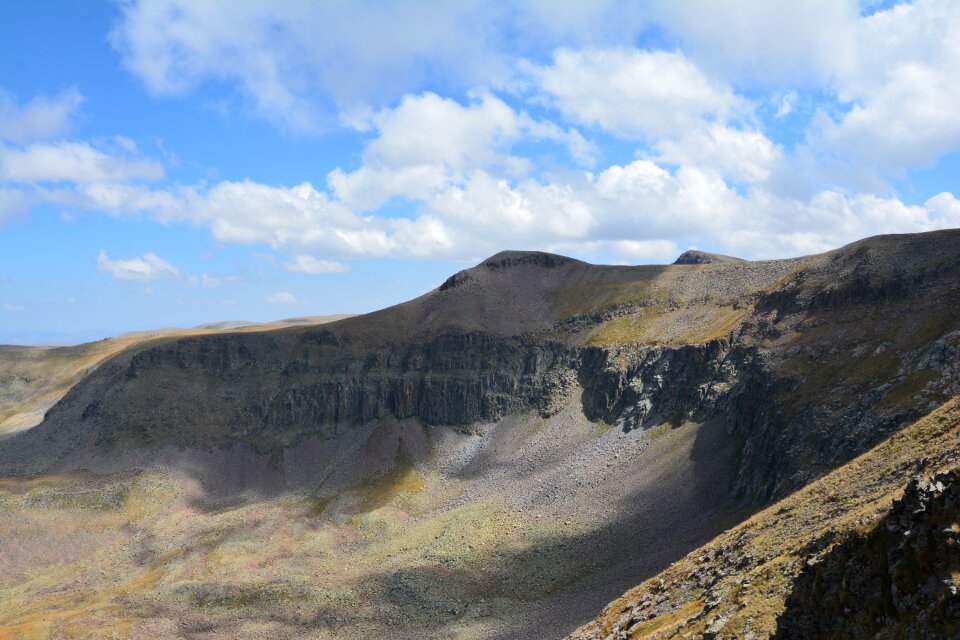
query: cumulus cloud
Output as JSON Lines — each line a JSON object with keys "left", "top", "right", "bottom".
{"left": 329, "top": 92, "right": 590, "bottom": 211}
{"left": 810, "top": 0, "right": 960, "bottom": 177}
{"left": 531, "top": 48, "right": 745, "bottom": 139}
{"left": 361, "top": 93, "right": 521, "bottom": 172}
{"left": 0, "top": 87, "right": 84, "bottom": 143}
{"left": 47, "top": 86, "right": 958, "bottom": 266}
{"left": 329, "top": 92, "right": 523, "bottom": 210}
{"left": 267, "top": 291, "right": 298, "bottom": 304}
{"left": 284, "top": 255, "right": 349, "bottom": 274}
{"left": 650, "top": 0, "right": 960, "bottom": 182}
{"left": 9, "top": 2, "right": 960, "bottom": 273}
{"left": 96, "top": 250, "right": 180, "bottom": 282}
{"left": 653, "top": 125, "right": 782, "bottom": 183}
{"left": 75, "top": 180, "right": 456, "bottom": 259}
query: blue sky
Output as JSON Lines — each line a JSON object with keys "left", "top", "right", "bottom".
{"left": 2, "top": 0, "right": 960, "bottom": 343}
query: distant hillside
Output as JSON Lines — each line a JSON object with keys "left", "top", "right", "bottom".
{"left": 0, "top": 314, "right": 353, "bottom": 436}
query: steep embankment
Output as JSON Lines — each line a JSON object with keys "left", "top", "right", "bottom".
{"left": 567, "top": 397, "right": 960, "bottom": 640}
{"left": 6, "top": 232, "right": 959, "bottom": 504}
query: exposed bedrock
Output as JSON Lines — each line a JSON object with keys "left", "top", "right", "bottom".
{"left": 6, "top": 321, "right": 956, "bottom": 507}
{"left": 59, "top": 331, "right": 576, "bottom": 451}
{"left": 577, "top": 339, "right": 742, "bottom": 428}
{"left": 68, "top": 334, "right": 746, "bottom": 446}
{"left": 1, "top": 331, "right": 751, "bottom": 478}
{"left": 775, "top": 469, "right": 960, "bottom": 639}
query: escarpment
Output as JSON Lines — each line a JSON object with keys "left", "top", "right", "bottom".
{"left": 3, "top": 231, "right": 960, "bottom": 509}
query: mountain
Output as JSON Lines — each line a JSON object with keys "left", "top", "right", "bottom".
{"left": 0, "top": 230, "right": 958, "bottom": 639}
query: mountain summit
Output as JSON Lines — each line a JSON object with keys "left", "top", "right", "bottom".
{"left": 673, "top": 249, "right": 744, "bottom": 264}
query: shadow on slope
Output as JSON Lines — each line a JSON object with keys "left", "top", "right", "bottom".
{"left": 123, "top": 413, "right": 755, "bottom": 640}
{"left": 774, "top": 469, "right": 960, "bottom": 639}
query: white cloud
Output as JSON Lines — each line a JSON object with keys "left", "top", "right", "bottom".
{"left": 0, "top": 187, "right": 32, "bottom": 226}
{"left": 284, "top": 255, "right": 348, "bottom": 274}
{"left": 267, "top": 291, "right": 298, "bottom": 304}
{"left": 0, "top": 87, "right": 84, "bottom": 143}
{"left": 186, "top": 273, "right": 239, "bottom": 288}
{"left": 3, "top": 302, "right": 25, "bottom": 312}
{"left": 361, "top": 92, "right": 521, "bottom": 172}
{"left": 531, "top": 48, "right": 745, "bottom": 139}
{"left": 75, "top": 180, "right": 455, "bottom": 259}
{"left": 96, "top": 249, "right": 239, "bottom": 287}
{"left": 651, "top": 0, "right": 859, "bottom": 83}
{"left": 606, "top": 239, "right": 682, "bottom": 263}
{"left": 774, "top": 91, "right": 797, "bottom": 119}
{"left": 0, "top": 141, "right": 163, "bottom": 184}
{"left": 329, "top": 92, "right": 583, "bottom": 211}
{"left": 56, "top": 141, "right": 959, "bottom": 265}
{"left": 110, "top": 1, "right": 649, "bottom": 132}
{"left": 96, "top": 250, "right": 180, "bottom": 282}
{"left": 653, "top": 124, "right": 782, "bottom": 183}
{"left": 649, "top": 0, "right": 960, "bottom": 185}
{"left": 9, "top": 7, "right": 960, "bottom": 273}
{"left": 811, "top": 0, "right": 960, "bottom": 176}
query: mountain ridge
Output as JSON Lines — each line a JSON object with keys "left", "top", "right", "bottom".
{"left": 1, "top": 228, "right": 959, "bottom": 639}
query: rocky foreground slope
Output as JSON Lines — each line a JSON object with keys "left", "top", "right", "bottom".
{"left": 567, "top": 398, "right": 960, "bottom": 640}
{"left": 1, "top": 230, "right": 959, "bottom": 639}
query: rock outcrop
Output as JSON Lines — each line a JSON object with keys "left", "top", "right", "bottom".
{"left": 673, "top": 249, "right": 744, "bottom": 265}
{"left": 775, "top": 469, "right": 960, "bottom": 638}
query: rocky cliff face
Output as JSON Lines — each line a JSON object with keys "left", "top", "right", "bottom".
{"left": 3, "top": 231, "right": 959, "bottom": 511}
{"left": 775, "top": 469, "right": 960, "bottom": 638}
{"left": 2, "top": 332, "right": 749, "bottom": 475}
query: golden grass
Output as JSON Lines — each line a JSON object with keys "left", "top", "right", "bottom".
{"left": 555, "top": 277, "right": 659, "bottom": 319}
{"left": 588, "top": 305, "right": 749, "bottom": 346}
{"left": 0, "top": 452, "right": 582, "bottom": 640}
{"left": 628, "top": 598, "right": 704, "bottom": 639}
{"left": 356, "top": 463, "right": 426, "bottom": 513}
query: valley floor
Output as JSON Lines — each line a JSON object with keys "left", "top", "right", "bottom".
{"left": 0, "top": 398, "right": 749, "bottom": 640}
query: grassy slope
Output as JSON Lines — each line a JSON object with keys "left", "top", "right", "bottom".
{"left": 567, "top": 396, "right": 960, "bottom": 639}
